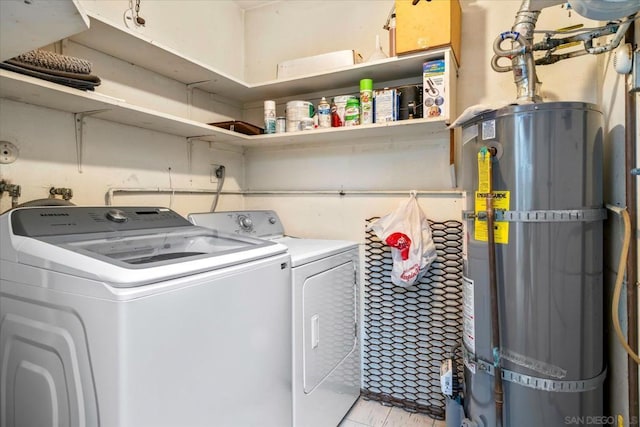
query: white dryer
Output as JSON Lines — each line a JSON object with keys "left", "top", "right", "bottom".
{"left": 0, "top": 206, "right": 292, "bottom": 427}
{"left": 188, "top": 210, "right": 361, "bottom": 427}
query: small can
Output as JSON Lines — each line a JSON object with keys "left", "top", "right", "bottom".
{"left": 275, "top": 117, "right": 286, "bottom": 133}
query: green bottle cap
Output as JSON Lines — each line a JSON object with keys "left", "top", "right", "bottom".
{"left": 360, "top": 79, "right": 373, "bottom": 91}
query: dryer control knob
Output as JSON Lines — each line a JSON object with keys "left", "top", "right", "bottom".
{"left": 269, "top": 217, "right": 276, "bottom": 224}
{"left": 106, "top": 209, "right": 128, "bottom": 223}
{"left": 238, "top": 215, "right": 253, "bottom": 230}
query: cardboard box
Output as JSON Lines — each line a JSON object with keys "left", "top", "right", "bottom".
{"left": 423, "top": 59, "right": 446, "bottom": 119}
{"left": 374, "top": 88, "right": 398, "bottom": 123}
{"left": 277, "top": 50, "right": 363, "bottom": 79}
{"left": 395, "top": 0, "right": 462, "bottom": 66}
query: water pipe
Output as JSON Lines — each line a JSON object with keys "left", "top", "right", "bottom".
{"left": 491, "top": 0, "right": 541, "bottom": 102}
{"left": 486, "top": 193, "right": 504, "bottom": 427}
{"left": 0, "top": 180, "right": 21, "bottom": 208}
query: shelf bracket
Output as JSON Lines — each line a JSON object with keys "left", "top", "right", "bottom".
{"left": 74, "top": 110, "right": 108, "bottom": 173}
{"left": 186, "top": 137, "right": 195, "bottom": 177}
{"left": 186, "top": 80, "right": 212, "bottom": 119}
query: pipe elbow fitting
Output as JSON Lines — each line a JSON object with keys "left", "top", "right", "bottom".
{"left": 493, "top": 32, "right": 526, "bottom": 57}
{"left": 491, "top": 55, "right": 512, "bottom": 72}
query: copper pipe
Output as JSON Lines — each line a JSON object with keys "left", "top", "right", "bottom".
{"left": 486, "top": 194, "right": 504, "bottom": 427}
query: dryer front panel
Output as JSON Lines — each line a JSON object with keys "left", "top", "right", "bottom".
{"left": 296, "top": 253, "right": 358, "bottom": 393}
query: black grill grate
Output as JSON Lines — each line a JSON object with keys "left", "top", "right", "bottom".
{"left": 362, "top": 218, "right": 464, "bottom": 419}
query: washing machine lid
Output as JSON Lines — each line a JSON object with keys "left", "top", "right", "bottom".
{"left": 188, "top": 211, "right": 358, "bottom": 267}
{"left": 2, "top": 206, "right": 287, "bottom": 287}
{"left": 274, "top": 237, "right": 357, "bottom": 268}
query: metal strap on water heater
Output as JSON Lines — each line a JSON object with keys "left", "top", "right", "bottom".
{"left": 495, "top": 208, "right": 606, "bottom": 222}
{"left": 463, "top": 208, "right": 606, "bottom": 223}
{"left": 462, "top": 347, "right": 607, "bottom": 393}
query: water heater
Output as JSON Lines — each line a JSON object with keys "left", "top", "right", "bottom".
{"left": 460, "top": 102, "right": 605, "bottom": 426}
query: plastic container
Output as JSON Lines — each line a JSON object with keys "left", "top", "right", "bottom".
{"left": 275, "top": 117, "right": 286, "bottom": 133}
{"left": 317, "top": 97, "right": 331, "bottom": 128}
{"left": 360, "top": 79, "right": 373, "bottom": 125}
{"left": 344, "top": 97, "right": 360, "bottom": 126}
{"left": 264, "top": 100, "right": 276, "bottom": 134}
{"left": 286, "top": 100, "right": 315, "bottom": 132}
{"left": 299, "top": 117, "right": 314, "bottom": 131}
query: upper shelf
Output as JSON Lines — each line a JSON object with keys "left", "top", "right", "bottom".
{"left": 0, "top": 69, "right": 244, "bottom": 144}
{"left": 69, "top": 14, "right": 450, "bottom": 103}
{"left": 0, "top": 69, "right": 450, "bottom": 147}
{"left": 0, "top": 0, "right": 89, "bottom": 62}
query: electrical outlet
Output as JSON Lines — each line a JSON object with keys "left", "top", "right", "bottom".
{"left": 210, "top": 164, "right": 225, "bottom": 182}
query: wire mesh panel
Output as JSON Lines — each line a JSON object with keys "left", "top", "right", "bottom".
{"left": 362, "top": 218, "right": 464, "bottom": 420}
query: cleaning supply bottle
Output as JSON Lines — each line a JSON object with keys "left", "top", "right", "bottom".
{"left": 264, "top": 100, "right": 276, "bottom": 134}
{"left": 360, "top": 79, "right": 373, "bottom": 124}
{"left": 317, "top": 97, "right": 331, "bottom": 128}
{"left": 331, "top": 100, "right": 342, "bottom": 127}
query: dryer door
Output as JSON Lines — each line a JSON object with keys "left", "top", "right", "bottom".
{"left": 293, "top": 251, "right": 358, "bottom": 393}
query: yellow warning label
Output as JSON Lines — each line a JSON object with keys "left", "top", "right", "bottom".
{"left": 477, "top": 151, "right": 491, "bottom": 194}
{"left": 474, "top": 191, "right": 510, "bottom": 244}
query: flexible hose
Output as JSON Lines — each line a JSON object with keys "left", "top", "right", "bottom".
{"left": 210, "top": 165, "right": 225, "bottom": 212}
{"left": 610, "top": 206, "right": 640, "bottom": 364}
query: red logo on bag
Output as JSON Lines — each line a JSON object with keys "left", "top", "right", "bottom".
{"left": 401, "top": 264, "right": 420, "bottom": 281}
{"left": 386, "top": 232, "right": 412, "bottom": 260}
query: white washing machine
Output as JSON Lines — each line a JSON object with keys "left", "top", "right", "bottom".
{"left": 0, "top": 206, "right": 292, "bottom": 427}
{"left": 188, "top": 210, "right": 361, "bottom": 427}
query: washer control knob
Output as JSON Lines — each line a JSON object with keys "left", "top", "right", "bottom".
{"left": 238, "top": 215, "right": 253, "bottom": 230}
{"left": 106, "top": 209, "right": 128, "bottom": 223}
{"left": 269, "top": 217, "right": 276, "bottom": 224}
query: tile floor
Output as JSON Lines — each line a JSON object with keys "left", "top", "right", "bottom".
{"left": 339, "top": 398, "right": 446, "bottom": 427}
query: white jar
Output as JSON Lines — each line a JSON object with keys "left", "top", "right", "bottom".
{"left": 285, "top": 100, "right": 315, "bottom": 132}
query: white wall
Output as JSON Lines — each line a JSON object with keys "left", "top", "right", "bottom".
{"left": 0, "top": 99, "right": 244, "bottom": 216}
{"left": 1, "top": 0, "right": 248, "bottom": 215}
{"left": 78, "top": 0, "right": 246, "bottom": 79}
{"left": 243, "top": 0, "right": 394, "bottom": 83}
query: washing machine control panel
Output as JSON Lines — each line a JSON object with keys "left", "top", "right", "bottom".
{"left": 11, "top": 207, "right": 192, "bottom": 237}
{"left": 188, "top": 210, "right": 285, "bottom": 238}
{"left": 106, "top": 208, "right": 128, "bottom": 223}
{"left": 238, "top": 215, "right": 254, "bottom": 231}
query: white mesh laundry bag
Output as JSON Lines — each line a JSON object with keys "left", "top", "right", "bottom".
{"left": 367, "top": 192, "right": 437, "bottom": 287}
